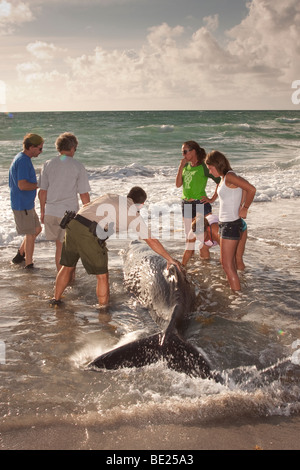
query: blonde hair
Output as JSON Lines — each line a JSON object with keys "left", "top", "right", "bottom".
{"left": 23, "top": 133, "right": 44, "bottom": 150}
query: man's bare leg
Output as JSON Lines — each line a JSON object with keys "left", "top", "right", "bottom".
{"left": 24, "top": 225, "right": 42, "bottom": 267}
{"left": 96, "top": 273, "right": 109, "bottom": 308}
{"left": 53, "top": 266, "right": 76, "bottom": 303}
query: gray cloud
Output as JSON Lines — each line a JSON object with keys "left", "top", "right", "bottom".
{"left": 4, "top": 0, "right": 300, "bottom": 110}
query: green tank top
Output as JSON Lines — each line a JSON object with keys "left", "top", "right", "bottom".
{"left": 182, "top": 163, "right": 220, "bottom": 200}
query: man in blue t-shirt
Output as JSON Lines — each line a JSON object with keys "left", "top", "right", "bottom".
{"left": 9, "top": 133, "right": 44, "bottom": 268}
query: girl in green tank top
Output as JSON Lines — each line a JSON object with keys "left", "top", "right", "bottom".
{"left": 182, "top": 162, "right": 220, "bottom": 200}
{"left": 175, "top": 141, "right": 220, "bottom": 237}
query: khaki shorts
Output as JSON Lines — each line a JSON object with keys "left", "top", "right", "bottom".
{"left": 44, "top": 214, "right": 65, "bottom": 243}
{"left": 13, "top": 209, "right": 41, "bottom": 235}
{"left": 60, "top": 219, "right": 108, "bottom": 275}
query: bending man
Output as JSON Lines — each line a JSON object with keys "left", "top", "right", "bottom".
{"left": 50, "top": 187, "right": 181, "bottom": 308}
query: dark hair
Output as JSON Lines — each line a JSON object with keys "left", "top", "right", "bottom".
{"left": 183, "top": 140, "right": 206, "bottom": 164}
{"left": 205, "top": 150, "right": 232, "bottom": 176}
{"left": 127, "top": 186, "right": 147, "bottom": 204}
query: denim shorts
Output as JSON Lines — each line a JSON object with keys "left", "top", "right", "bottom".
{"left": 181, "top": 200, "right": 212, "bottom": 219}
{"left": 218, "top": 218, "right": 243, "bottom": 240}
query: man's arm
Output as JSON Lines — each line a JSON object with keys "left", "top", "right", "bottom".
{"left": 18, "top": 180, "right": 38, "bottom": 191}
{"left": 38, "top": 189, "right": 47, "bottom": 224}
{"left": 144, "top": 238, "right": 181, "bottom": 271}
{"left": 80, "top": 192, "right": 90, "bottom": 205}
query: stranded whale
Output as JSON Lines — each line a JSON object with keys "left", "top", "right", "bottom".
{"left": 89, "top": 241, "right": 221, "bottom": 381}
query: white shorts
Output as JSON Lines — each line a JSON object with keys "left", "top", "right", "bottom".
{"left": 44, "top": 214, "right": 65, "bottom": 243}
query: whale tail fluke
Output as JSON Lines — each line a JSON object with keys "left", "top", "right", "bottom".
{"left": 161, "top": 333, "right": 212, "bottom": 379}
{"left": 89, "top": 333, "right": 162, "bottom": 370}
{"left": 88, "top": 332, "right": 217, "bottom": 380}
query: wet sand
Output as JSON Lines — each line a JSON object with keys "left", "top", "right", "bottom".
{"left": 1, "top": 415, "right": 300, "bottom": 450}
{"left": 1, "top": 200, "right": 300, "bottom": 452}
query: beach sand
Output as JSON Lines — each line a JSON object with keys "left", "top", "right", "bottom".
{"left": 1, "top": 203, "right": 299, "bottom": 453}
{"left": 1, "top": 415, "right": 300, "bottom": 450}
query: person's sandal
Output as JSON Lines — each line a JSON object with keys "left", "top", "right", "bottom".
{"left": 12, "top": 250, "right": 25, "bottom": 264}
{"left": 49, "top": 299, "right": 63, "bottom": 307}
{"left": 24, "top": 263, "right": 34, "bottom": 269}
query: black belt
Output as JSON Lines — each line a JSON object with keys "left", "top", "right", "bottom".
{"left": 182, "top": 199, "right": 202, "bottom": 203}
{"left": 74, "top": 214, "right": 93, "bottom": 228}
{"left": 74, "top": 214, "right": 109, "bottom": 243}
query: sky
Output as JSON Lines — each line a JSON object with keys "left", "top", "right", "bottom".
{"left": 0, "top": 0, "right": 300, "bottom": 112}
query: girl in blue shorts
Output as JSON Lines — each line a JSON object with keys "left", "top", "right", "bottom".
{"left": 205, "top": 150, "right": 256, "bottom": 291}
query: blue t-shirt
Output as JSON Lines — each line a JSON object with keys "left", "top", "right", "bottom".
{"left": 9, "top": 152, "right": 37, "bottom": 210}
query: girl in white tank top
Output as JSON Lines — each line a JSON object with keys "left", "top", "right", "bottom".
{"left": 218, "top": 171, "right": 243, "bottom": 222}
{"left": 205, "top": 150, "right": 256, "bottom": 291}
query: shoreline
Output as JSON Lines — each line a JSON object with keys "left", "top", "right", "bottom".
{"left": 1, "top": 414, "right": 300, "bottom": 450}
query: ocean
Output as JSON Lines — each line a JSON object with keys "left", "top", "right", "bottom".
{"left": 0, "top": 110, "right": 300, "bottom": 450}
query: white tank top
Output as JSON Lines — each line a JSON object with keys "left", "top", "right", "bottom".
{"left": 217, "top": 171, "right": 242, "bottom": 222}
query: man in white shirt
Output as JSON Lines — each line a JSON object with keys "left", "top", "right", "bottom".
{"left": 39, "top": 133, "right": 90, "bottom": 271}
{"left": 50, "top": 187, "right": 181, "bottom": 309}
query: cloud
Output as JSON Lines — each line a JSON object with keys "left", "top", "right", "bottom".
{"left": 0, "top": 80, "right": 6, "bottom": 104}
{"left": 203, "top": 14, "right": 219, "bottom": 32}
{"left": 35, "top": 0, "right": 137, "bottom": 4}
{"left": 7, "top": 0, "right": 300, "bottom": 110}
{"left": 0, "top": 0, "right": 35, "bottom": 34}
{"left": 146, "top": 22, "right": 184, "bottom": 51}
{"left": 16, "top": 61, "right": 67, "bottom": 84}
{"left": 26, "top": 41, "right": 67, "bottom": 61}
{"left": 226, "top": 0, "right": 300, "bottom": 80}
{"left": 16, "top": 61, "right": 43, "bottom": 83}
{"left": 64, "top": 20, "right": 230, "bottom": 100}
{"left": 0, "top": 0, "right": 134, "bottom": 35}
{"left": 62, "top": 24, "right": 187, "bottom": 105}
